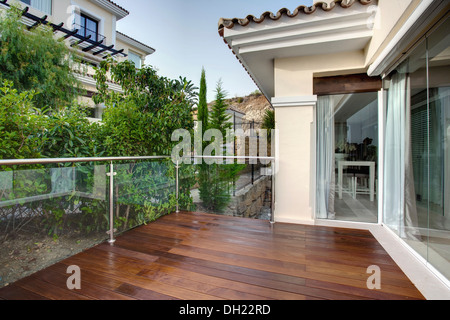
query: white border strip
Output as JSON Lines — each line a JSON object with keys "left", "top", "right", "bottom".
{"left": 373, "top": 224, "right": 450, "bottom": 299}
{"left": 271, "top": 95, "right": 318, "bottom": 108}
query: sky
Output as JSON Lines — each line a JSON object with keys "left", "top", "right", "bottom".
{"left": 113, "top": 0, "right": 314, "bottom": 102}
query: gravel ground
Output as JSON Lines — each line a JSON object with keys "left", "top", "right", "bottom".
{"left": 0, "top": 232, "right": 105, "bottom": 288}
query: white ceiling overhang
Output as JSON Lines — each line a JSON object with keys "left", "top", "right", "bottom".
{"left": 222, "top": 4, "right": 377, "bottom": 99}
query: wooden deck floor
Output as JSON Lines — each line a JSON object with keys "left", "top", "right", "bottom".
{"left": 0, "top": 212, "right": 425, "bottom": 300}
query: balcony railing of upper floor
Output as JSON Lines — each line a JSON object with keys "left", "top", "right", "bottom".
{"left": 72, "top": 23, "right": 106, "bottom": 44}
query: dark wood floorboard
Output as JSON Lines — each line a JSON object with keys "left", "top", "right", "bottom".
{"left": 0, "top": 211, "right": 425, "bottom": 300}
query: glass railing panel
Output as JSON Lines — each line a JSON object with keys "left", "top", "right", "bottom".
{"left": 113, "top": 159, "right": 177, "bottom": 235}
{"left": 180, "top": 158, "right": 273, "bottom": 221}
{"left": 0, "top": 162, "right": 108, "bottom": 287}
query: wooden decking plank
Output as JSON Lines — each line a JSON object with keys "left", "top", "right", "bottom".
{"left": 93, "top": 243, "right": 274, "bottom": 300}
{"left": 0, "top": 283, "right": 49, "bottom": 300}
{"left": 178, "top": 237, "right": 306, "bottom": 264}
{"left": 168, "top": 244, "right": 307, "bottom": 278}
{"left": 114, "top": 283, "right": 179, "bottom": 300}
{"left": 37, "top": 263, "right": 136, "bottom": 300}
{"left": 0, "top": 211, "right": 425, "bottom": 300}
{"left": 62, "top": 252, "right": 222, "bottom": 300}
{"left": 305, "top": 279, "right": 421, "bottom": 300}
{"left": 147, "top": 258, "right": 366, "bottom": 300}
{"left": 16, "top": 276, "right": 90, "bottom": 300}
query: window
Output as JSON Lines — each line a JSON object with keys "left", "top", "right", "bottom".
{"left": 77, "top": 14, "right": 99, "bottom": 42}
{"left": 20, "top": 0, "right": 52, "bottom": 15}
{"left": 128, "top": 51, "right": 142, "bottom": 69}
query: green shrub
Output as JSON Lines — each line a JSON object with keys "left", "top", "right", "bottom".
{"left": 0, "top": 5, "right": 82, "bottom": 110}
{"left": 0, "top": 80, "right": 44, "bottom": 162}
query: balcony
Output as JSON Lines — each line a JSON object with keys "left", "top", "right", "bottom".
{"left": 72, "top": 23, "right": 106, "bottom": 44}
{"left": 0, "top": 156, "right": 425, "bottom": 300}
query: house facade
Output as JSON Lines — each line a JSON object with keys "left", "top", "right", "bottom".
{"left": 219, "top": 0, "right": 450, "bottom": 289}
{"left": 1, "top": 0, "right": 155, "bottom": 120}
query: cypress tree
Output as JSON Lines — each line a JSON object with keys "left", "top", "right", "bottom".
{"left": 209, "top": 79, "right": 231, "bottom": 137}
{"left": 197, "top": 67, "right": 208, "bottom": 133}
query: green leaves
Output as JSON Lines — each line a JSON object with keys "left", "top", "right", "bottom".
{"left": 39, "top": 105, "right": 103, "bottom": 159}
{"left": 0, "top": 5, "right": 199, "bottom": 238}
{"left": 195, "top": 74, "right": 244, "bottom": 213}
{"left": 0, "top": 5, "right": 82, "bottom": 110}
{"left": 209, "top": 79, "right": 232, "bottom": 137}
{"left": 94, "top": 59, "right": 195, "bottom": 157}
{"left": 0, "top": 80, "right": 42, "bottom": 162}
{"left": 262, "top": 109, "right": 275, "bottom": 142}
{"left": 197, "top": 68, "right": 208, "bottom": 133}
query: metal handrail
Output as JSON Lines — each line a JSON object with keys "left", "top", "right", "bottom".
{"left": 0, "top": 155, "right": 274, "bottom": 167}
{"left": 72, "top": 23, "right": 106, "bottom": 43}
{"left": 0, "top": 156, "right": 170, "bottom": 167}
{"left": 187, "top": 155, "right": 274, "bottom": 161}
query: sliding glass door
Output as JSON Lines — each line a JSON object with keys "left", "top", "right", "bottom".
{"left": 316, "top": 92, "right": 379, "bottom": 223}
{"left": 384, "top": 17, "right": 449, "bottom": 281}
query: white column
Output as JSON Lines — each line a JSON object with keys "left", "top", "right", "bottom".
{"left": 271, "top": 96, "right": 317, "bottom": 225}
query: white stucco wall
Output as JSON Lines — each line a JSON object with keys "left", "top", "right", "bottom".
{"left": 273, "top": 102, "right": 315, "bottom": 224}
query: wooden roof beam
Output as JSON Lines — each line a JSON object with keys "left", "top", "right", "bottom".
{"left": 82, "top": 38, "right": 105, "bottom": 52}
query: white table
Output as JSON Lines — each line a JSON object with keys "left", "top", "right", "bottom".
{"left": 338, "top": 161, "right": 376, "bottom": 202}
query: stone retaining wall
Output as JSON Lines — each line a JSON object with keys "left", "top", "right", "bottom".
{"left": 226, "top": 176, "right": 272, "bottom": 219}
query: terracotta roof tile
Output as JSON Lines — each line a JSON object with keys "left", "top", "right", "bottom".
{"left": 218, "top": 0, "right": 374, "bottom": 30}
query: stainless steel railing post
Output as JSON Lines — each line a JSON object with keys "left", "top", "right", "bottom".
{"left": 175, "top": 160, "right": 180, "bottom": 213}
{"left": 271, "top": 158, "right": 276, "bottom": 225}
{"left": 106, "top": 161, "right": 117, "bottom": 244}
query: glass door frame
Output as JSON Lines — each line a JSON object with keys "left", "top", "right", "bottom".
{"left": 378, "top": 89, "right": 387, "bottom": 226}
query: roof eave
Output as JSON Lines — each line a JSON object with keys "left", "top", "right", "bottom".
{"left": 218, "top": 0, "right": 377, "bottom": 99}
{"left": 218, "top": 0, "right": 375, "bottom": 30}
{"left": 116, "top": 31, "right": 156, "bottom": 56}
{"left": 89, "top": 0, "right": 129, "bottom": 20}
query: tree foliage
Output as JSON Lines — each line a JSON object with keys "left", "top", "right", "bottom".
{"left": 196, "top": 77, "right": 244, "bottom": 213}
{"left": 197, "top": 67, "right": 208, "bottom": 132}
{"left": 171, "top": 76, "right": 198, "bottom": 108}
{"left": 262, "top": 109, "right": 275, "bottom": 142}
{"left": 0, "top": 81, "right": 43, "bottom": 162}
{"left": 209, "top": 79, "right": 232, "bottom": 137}
{"left": 0, "top": 5, "right": 82, "bottom": 110}
{"left": 40, "top": 106, "right": 104, "bottom": 159}
{"left": 94, "top": 59, "right": 194, "bottom": 156}
{"left": 92, "top": 58, "right": 196, "bottom": 226}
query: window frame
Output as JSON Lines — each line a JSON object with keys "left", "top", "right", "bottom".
{"left": 79, "top": 13, "right": 99, "bottom": 42}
